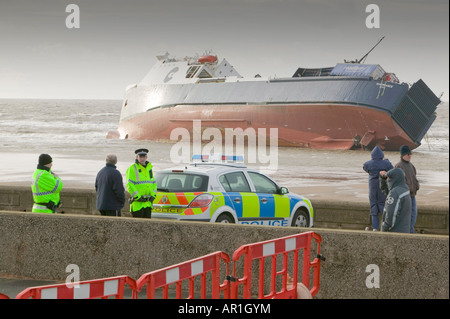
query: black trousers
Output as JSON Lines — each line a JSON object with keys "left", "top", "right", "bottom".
{"left": 99, "top": 210, "right": 121, "bottom": 217}
{"left": 131, "top": 207, "right": 152, "bottom": 218}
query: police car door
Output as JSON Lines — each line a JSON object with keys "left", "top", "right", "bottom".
{"left": 218, "top": 171, "right": 256, "bottom": 221}
{"left": 246, "top": 171, "right": 289, "bottom": 226}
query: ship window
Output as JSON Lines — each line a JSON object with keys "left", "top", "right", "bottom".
{"left": 197, "top": 69, "right": 212, "bottom": 78}
{"left": 186, "top": 65, "right": 201, "bottom": 78}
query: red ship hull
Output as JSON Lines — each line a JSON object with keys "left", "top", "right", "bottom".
{"left": 117, "top": 103, "right": 416, "bottom": 151}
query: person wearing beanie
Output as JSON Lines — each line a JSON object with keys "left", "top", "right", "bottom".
{"left": 31, "top": 154, "right": 63, "bottom": 213}
{"left": 38, "top": 153, "right": 53, "bottom": 166}
{"left": 395, "top": 145, "right": 420, "bottom": 233}
{"left": 95, "top": 154, "right": 125, "bottom": 216}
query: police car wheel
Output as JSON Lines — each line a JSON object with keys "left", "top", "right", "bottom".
{"left": 292, "top": 209, "right": 309, "bottom": 227}
{"left": 216, "top": 214, "right": 235, "bottom": 223}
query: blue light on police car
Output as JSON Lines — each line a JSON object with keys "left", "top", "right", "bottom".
{"left": 192, "top": 154, "right": 244, "bottom": 163}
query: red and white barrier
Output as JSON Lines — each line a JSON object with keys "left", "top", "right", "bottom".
{"left": 13, "top": 232, "right": 323, "bottom": 299}
{"left": 15, "top": 275, "right": 137, "bottom": 299}
{"left": 230, "top": 231, "right": 323, "bottom": 299}
{"left": 136, "top": 251, "right": 230, "bottom": 299}
{"left": 0, "top": 292, "right": 10, "bottom": 299}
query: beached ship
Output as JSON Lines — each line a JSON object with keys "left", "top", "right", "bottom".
{"left": 113, "top": 50, "right": 440, "bottom": 150}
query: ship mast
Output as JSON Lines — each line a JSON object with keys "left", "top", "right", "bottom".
{"left": 345, "top": 36, "right": 385, "bottom": 64}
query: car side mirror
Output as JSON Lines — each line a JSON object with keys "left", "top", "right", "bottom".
{"left": 279, "top": 187, "right": 289, "bottom": 195}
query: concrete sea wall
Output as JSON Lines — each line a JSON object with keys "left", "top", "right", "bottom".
{"left": 0, "top": 211, "right": 448, "bottom": 299}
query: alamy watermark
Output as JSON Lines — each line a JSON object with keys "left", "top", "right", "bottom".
{"left": 365, "top": 264, "right": 380, "bottom": 288}
{"left": 66, "top": 4, "right": 379, "bottom": 30}
{"left": 65, "top": 4, "right": 80, "bottom": 29}
{"left": 365, "top": 4, "right": 380, "bottom": 29}
{"left": 169, "top": 120, "right": 279, "bottom": 172}
{"left": 65, "top": 263, "right": 80, "bottom": 288}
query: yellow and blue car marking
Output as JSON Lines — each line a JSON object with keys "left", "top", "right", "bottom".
{"left": 153, "top": 191, "right": 313, "bottom": 227}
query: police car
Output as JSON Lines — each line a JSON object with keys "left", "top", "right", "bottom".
{"left": 152, "top": 155, "right": 313, "bottom": 227}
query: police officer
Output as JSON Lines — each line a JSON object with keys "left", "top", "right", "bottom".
{"left": 31, "top": 154, "right": 63, "bottom": 213}
{"left": 126, "top": 148, "right": 157, "bottom": 218}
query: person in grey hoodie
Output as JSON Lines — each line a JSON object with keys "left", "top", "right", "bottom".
{"left": 379, "top": 168, "right": 412, "bottom": 233}
{"left": 363, "top": 146, "right": 393, "bottom": 231}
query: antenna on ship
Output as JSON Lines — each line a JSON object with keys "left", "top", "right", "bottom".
{"left": 345, "top": 36, "right": 385, "bottom": 64}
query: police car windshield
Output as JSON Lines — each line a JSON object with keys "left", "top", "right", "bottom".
{"left": 155, "top": 172, "right": 209, "bottom": 192}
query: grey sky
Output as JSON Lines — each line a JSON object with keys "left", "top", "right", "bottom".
{"left": 0, "top": 0, "right": 448, "bottom": 100}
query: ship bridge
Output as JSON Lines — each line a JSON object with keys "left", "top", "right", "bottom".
{"left": 140, "top": 53, "right": 242, "bottom": 85}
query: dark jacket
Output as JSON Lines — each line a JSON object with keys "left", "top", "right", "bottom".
{"left": 363, "top": 146, "right": 393, "bottom": 181}
{"left": 363, "top": 146, "right": 394, "bottom": 215}
{"left": 395, "top": 159, "right": 420, "bottom": 197}
{"left": 95, "top": 164, "right": 125, "bottom": 210}
{"left": 380, "top": 168, "right": 412, "bottom": 233}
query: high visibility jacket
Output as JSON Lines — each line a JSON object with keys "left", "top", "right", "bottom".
{"left": 126, "top": 161, "right": 157, "bottom": 212}
{"left": 31, "top": 166, "right": 63, "bottom": 213}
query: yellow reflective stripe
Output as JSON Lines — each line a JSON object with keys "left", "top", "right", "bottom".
{"left": 209, "top": 192, "right": 225, "bottom": 216}
{"left": 180, "top": 207, "right": 207, "bottom": 216}
{"left": 304, "top": 199, "right": 313, "bottom": 218}
{"left": 155, "top": 193, "right": 200, "bottom": 206}
{"left": 274, "top": 195, "right": 290, "bottom": 218}
{"left": 168, "top": 193, "right": 180, "bottom": 205}
{"left": 241, "top": 193, "right": 259, "bottom": 218}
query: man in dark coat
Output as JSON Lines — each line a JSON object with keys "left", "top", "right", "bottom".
{"left": 363, "top": 146, "right": 393, "bottom": 231}
{"left": 95, "top": 154, "right": 125, "bottom": 216}
{"left": 379, "top": 168, "right": 412, "bottom": 233}
{"left": 395, "top": 145, "right": 420, "bottom": 233}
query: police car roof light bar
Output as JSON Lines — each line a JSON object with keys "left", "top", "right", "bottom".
{"left": 192, "top": 154, "right": 210, "bottom": 162}
{"left": 192, "top": 154, "right": 244, "bottom": 163}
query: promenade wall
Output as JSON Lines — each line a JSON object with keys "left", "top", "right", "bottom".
{"left": 0, "top": 211, "right": 448, "bottom": 299}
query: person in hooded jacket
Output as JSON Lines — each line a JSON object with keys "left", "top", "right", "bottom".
{"left": 379, "top": 168, "right": 412, "bottom": 233}
{"left": 363, "top": 146, "right": 393, "bottom": 231}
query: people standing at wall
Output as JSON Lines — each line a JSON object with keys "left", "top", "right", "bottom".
{"left": 95, "top": 154, "right": 125, "bottom": 216}
{"left": 31, "top": 154, "right": 63, "bottom": 213}
{"left": 379, "top": 168, "right": 412, "bottom": 233}
{"left": 126, "top": 148, "right": 157, "bottom": 218}
{"left": 395, "top": 145, "right": 420, "bottom": 233}
{"left": 363, "top": 146, "right": 393, "bottom": 231}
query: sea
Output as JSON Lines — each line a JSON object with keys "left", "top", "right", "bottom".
{"left": 0, "top": 99, "right": 448, "bottom": 192}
